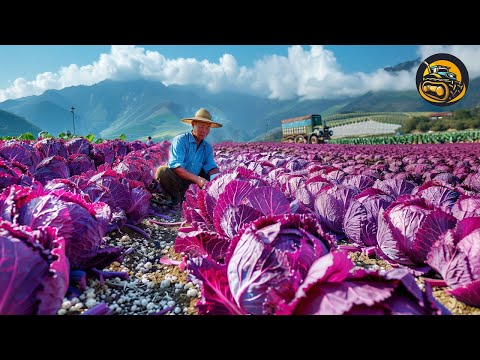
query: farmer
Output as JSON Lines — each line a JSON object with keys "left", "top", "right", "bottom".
{"left": 155, "top": 108, "right": 222, "bottom": 205}
{"left": 146, "top": 136, "right": 154, "bottom": 147}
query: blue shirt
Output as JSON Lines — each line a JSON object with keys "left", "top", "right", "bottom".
{"left": 168, "top": 132, "right": 218, "bottom": 175}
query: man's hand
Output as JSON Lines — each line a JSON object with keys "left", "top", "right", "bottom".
{"left": 197, "top": 176, "right": 207, "bottom": 189}
{"left": 173, "top": 167, "right": 207, "bottom": 188}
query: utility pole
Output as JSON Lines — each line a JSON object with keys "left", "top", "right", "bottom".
{"left": 71, "top": 106, "right": 76, "bottom": 135}
{"left": 264, "top": 122, "right": 269, "bottom": 141}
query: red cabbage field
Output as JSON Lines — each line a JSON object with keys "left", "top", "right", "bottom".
{"left": 2, "top": 138, "right": 480, "bottom": 315}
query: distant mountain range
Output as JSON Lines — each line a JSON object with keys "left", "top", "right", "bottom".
{"left": 0, "top": 60, "right": 479, "bottom": 142}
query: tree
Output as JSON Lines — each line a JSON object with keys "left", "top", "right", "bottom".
{"left": 401, "top": 117, "right": 418, "bottom": 133}
{"left": 453, "top": 120, "right": 466, "bottom": 131}
{"left": 471, "top": 106, "right": 480, "bottom": 119}
{"left": 417, "top": 121, "right": 430, "bottom": 132}
{"left": 454, "top": 109, "right": 472, "bottom": 119}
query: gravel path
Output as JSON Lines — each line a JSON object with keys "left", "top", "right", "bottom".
{"left": 57, "top": 197, "right": 199, "bottom": 316}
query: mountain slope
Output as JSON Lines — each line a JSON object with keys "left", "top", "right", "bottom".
{"left": 0, "top": 109, "right": 42, "bottom": 136}
{"left": 336, "top": 76, "right": 480, "bottom": 113}
{"left": 0, "top": 74, "right": 479, "bottom": 142}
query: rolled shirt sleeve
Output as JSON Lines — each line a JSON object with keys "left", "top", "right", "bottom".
{"left": 202, "top": 141, "right": 218, "bottom": 173}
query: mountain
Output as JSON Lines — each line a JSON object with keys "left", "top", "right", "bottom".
{"left": 384, "top": 59, "right": 420, "bottom": 72}
{"left": 0, "top": 79, "right": 346, "bottom": 142}
{"left": 0, "top": 109, "right": 42, "bottom": 137}
{"left": 0, "top": 68, "right": 479, "bottom": 142}
{"left": 336, "top": 76, "right": 480, "bottom": 113}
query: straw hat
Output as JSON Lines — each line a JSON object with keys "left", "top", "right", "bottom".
{"left": 181, "top": 108, "right": 223, "bottom": 128}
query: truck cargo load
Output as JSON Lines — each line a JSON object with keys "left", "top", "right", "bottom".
{"left": 280, "top": 114, "right": 333, "bottom": 144}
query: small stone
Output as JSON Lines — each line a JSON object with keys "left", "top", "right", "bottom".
{"left": 187, "top": 289, "right": 198, "bottom": 298}
{"left": 57, "top": 308, "right": 68, "bottom": 315}
{"left": 61, "top": 300, "right": 72, "bottom": 310}
{"left": 85, "top": 298, "right": 97, "bottom": 308}
{"left": 160, "top": 279, "right": 171, "bottom": 289}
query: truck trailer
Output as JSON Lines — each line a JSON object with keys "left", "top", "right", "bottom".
{"left": 280, "top": 114, "right": 333, "bottom": 144}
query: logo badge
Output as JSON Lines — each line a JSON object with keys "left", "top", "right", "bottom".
{"left": 416, "top": 53, "right": 468, "bottom": 106}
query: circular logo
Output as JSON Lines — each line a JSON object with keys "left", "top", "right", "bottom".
{"left": 416, "top": 53, "right": 469, "bottom": 106}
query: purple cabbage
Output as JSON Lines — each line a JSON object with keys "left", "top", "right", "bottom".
{"left": 225, "top": 213, "right": 331, "bottom": 315}
{"left": 451, "top": 194, "right": 480, "bottom": 220}
{"left": 35, "top": 138, "right": 68, "bottom": 159}
{"left": 0, "top": 221, "right": 69, "bottom": 314}
{"left": 187, "top": 257, "right": 245, "bottom": 315}
{"left": 377, "top": 196, "right": 457, "bottom": 267}
{"left": 411, "top": 181, "right": 461, "bottom": 212}
{"left": 343, "top": 188, "right": 394, "bottom": 247}
{"left": 314, "top": 184, "right": 359, "bottom": 239}
{"left": 372, "top": 178, "right": 416, "bottom": 199}
{"left": 67, "top": 154, "right": 95, "bottom": 176}
{"left": 65, "top": 137, "right": 92, "bottom": 156}
{"left": 0, "top": 141, "right": 40, "bottom": 171}
{"left": 426, "top": 217, "right": 480, "bottom": 306}
{"left": 175, "top": 226, "right": 230, "bottom": 263}
{"left": 33, "top": 156, "right": 70, "bottom": 185}
{"left": 17, "top": 190, "right": 113, "bottom": 270}
{"left": 277, "top": 252, "right": 448, "bottom": 315}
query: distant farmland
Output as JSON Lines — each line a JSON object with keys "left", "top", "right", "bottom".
{"left": 324, "top": 111, "right": 433, "bottom": 128}
{"left": 331, "top": 120, "right": 401, "bottom": 138}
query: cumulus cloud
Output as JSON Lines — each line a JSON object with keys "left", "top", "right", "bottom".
{"left": 417, "top": 45, "right": 480, "bottom": 79}
{"left": 1, "top": 44, "right": 477, "bottom": 102}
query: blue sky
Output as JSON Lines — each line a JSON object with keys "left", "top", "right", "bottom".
{"left": 0, "top": 45, "right": 477, "bottom": 102}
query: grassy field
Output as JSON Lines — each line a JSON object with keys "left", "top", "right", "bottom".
{"left": 100, "top": 106, "right": 183, "bottom": 142}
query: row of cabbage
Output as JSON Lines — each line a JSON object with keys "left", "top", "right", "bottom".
{"left": 329, "top": 130, "right": 480, "bottom": 145}
{"left": 176, "top": 142, "right": 480, "bottom": 315}
{"left": 0, "top": 137, "right": 170, "bottom": 314}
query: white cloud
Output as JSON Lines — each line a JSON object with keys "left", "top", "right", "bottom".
{"left": 1, "top": 44, "right": 477, "bottom": 102}
{"left": 418, "top": 45, "right": 480, "bottom": 79}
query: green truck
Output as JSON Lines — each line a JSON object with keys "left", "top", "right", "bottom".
{"left": 280, "top": 114, "right": 333, "bottom": 144}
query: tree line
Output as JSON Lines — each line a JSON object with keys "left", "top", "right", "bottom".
{"left": 399, "top": 108, "right": 480, "bottom": 134}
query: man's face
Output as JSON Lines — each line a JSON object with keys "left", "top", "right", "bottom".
{"left": 192, "top": 121, "right": 211, "bottom": 140}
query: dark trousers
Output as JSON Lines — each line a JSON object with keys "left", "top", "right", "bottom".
{"left": 155, "top": 166, "right": 209, "bottom": 200}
